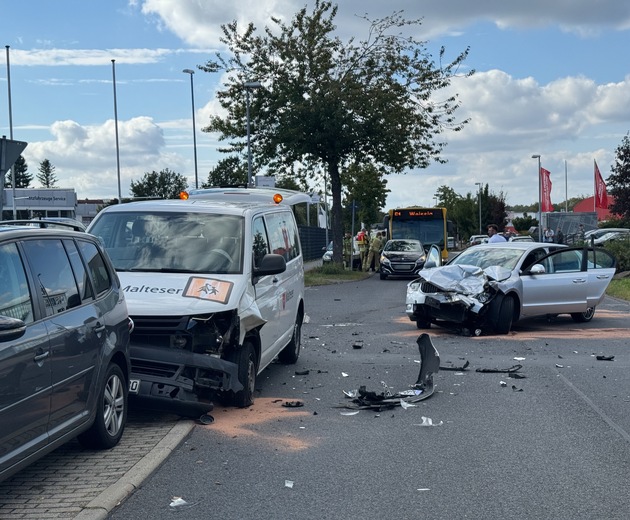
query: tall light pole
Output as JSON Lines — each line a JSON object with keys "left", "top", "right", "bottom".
{"left": 6, "top": 45, "right": 16, "bottom": 219}
{"left": 532, "top": 154, "right": 542, "bottom": 242}
{"left": 475, "top": 182, "right": 482, "bottom": 233}
{"left": 244, "top": 81, "right": 262, "bottom": 187}
{"left": 182, "top": 69, "right": 198, "bottom": 189}
{"left": 112, "top": 60, "right": 122, "bottom": 203}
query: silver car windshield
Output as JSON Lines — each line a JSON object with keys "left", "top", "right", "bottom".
{"left": 450, "top": 247, "right": 524, "bottom": 271}
{"left": 89, "top": 211, "right": 244, "bottom": 274}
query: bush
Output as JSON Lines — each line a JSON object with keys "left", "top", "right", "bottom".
{"left": 604, "top": 239, "right": 630, "bottom": 273}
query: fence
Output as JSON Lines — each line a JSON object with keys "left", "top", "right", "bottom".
{"left": 298, "top": 225, "right": 329, "bottom": 261}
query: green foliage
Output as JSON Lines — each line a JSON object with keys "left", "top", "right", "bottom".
{"left": 512, "top": 213, "right": 538, "bottom": 233}
{"left": 341, "top": 163, "right": 389, "bottom": 231}
{"left": 37, "top": 159, "right": 57, "bottom": 188}
{"left": 201, "top": 0, "right": 473, "bottom": 264}
{"left": 129, "top": 168, "right": 188, "bottom": 199}
{"left": 4, "top": 155, "right": 33, "bottom": 188}
{"left": 608, "top": 133, "right": 630, "bottom": 220}
{"left": 607, "top": 278, "right": 630, "bottom": 300}
{"left": 435, "top": 184, "right": 507, "bottom": 240}
{"left": 604, "top": 238, "right": 630, "bottom": 273}
{"left": 304, "top": 263, "right": 368, "bottom": 286}
{"left": 202, "top": 156, "right": 247, "bottom": 187}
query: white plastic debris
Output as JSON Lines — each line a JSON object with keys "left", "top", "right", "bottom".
{"left": 342, "top": 372, "right": 349, "bottom": 377}
{"left": 500, "top": 380, "right": 507, "bottom": 387}
{"left": 340, "top": 410, "right": 360, "bottom": 416}
{"left": 170, "top": 497, "right": 188, "bottom": 508}
{"left": 415, "top": 416, "right": 443, "bottom": 427}
{"left": 343, "top": 390, "right": 358, "bottom": 398}
{"left": 514, "top": 357, "right": 526, "bottom": 361}
{"left": 285, "top": 480, "right": 294, "bottom": 489}
{"left": 400, "top": 399, "right": 417, "bottom": 409}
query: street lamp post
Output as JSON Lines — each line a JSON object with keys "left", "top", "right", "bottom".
{"left": 532, "top": 154, "right": 542, "bottom": 242}
{"left": 475, "top": 182, "right": 482, "bottom": 233}
{"left": 182, "top": 69, "right": 198, "bottom": 189}
{"left": 244, "top": 81, "right": 262, "bottom": 188}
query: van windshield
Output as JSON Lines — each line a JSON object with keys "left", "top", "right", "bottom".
{"left": 89, "top": 211, "right": 244, "bottom": 274}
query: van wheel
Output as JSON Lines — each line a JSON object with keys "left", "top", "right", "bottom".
{"left": 227, "top": 341, "right": 257, "bottom": 408}
{"left": 278, "top": 312, "right": 302, "bottom": 364}
{"left": 571, "top": 307, "right": 595, "bottom": 323}
{"left": 78, "top": 364, "right": 127, "bottom": 449}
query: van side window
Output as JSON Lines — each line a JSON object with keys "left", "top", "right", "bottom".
{"left": 265, "top": 212, "right": 298, "bottom": 262}
{"left": 252, "top": 217, "right": 270, "bottom": 269}
{"left": 0, "top": 243, "right": 34, "bottom": 323}
{"left": 21, "top": 239, "right": 81, "bottom": 316}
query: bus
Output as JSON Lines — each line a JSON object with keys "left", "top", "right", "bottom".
{"left": 383, "top": 207, "right": 450, "bottom": 260}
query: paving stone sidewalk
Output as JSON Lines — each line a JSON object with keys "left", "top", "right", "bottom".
{"left": 0, "top": 412, "right": 195, "bottom": 520}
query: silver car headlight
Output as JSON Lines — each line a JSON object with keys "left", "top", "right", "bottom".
{"left": 415, "top": 255, "right": 426, "bottom": 265}
{"left": 408, "top": 280, "right": 422, "bottom": 292}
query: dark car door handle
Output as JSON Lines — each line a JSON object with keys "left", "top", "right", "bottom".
{"left": 33, "top": 351, "right": 50, "bottom": 362}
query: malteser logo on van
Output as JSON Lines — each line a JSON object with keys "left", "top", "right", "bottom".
{"left": 183, "top": 277, "right": 234, "bottom": 305}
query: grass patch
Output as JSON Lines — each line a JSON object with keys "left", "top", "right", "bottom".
{"left": 305, "top": 264, "right": 371, "bottom": 286}
{"left": 607, "top": 277, "right": 630, "bottom": 301}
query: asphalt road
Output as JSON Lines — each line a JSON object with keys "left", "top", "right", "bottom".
{"left": 104, "top": 274, "right": 630, "bottom": 520}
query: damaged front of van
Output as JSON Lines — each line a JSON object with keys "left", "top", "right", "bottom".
{"left": 87, "top": 198, "right": 305, "bottom": 416}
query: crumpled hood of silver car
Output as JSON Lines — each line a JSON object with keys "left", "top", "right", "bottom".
{"left": 418, "top": 264, "right": 512, "bottom": 295}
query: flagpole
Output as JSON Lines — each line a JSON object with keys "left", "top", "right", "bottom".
{"left": 593, "top": 159, "right": 597, "bottom": 213}
{"left": 564, "top": 159, "right": 569, "bottom": 213}
{"left": 532, "top": 154, "right": 542, "bottom": 242}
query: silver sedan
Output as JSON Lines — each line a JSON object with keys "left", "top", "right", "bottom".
{"left": 405, "top": 242, "right": 616, "bottom": 334}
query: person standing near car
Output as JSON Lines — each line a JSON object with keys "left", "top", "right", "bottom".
{"left": 556, "top": 228, "right": 564, "bottom": 244}
{"left": 343, "top": 232, "right": 352, "bottom": 269}
{"left": 544, "top": 227, "right": 555, "bottom": 243}
{"left": 365, "top": 231, "right": 382, "bottom": 272}
{"left": 487, "top": 224, "right": 507, "bottom": 243}
{"left": 357, "top": 227, "right": 369, "bottom": 270}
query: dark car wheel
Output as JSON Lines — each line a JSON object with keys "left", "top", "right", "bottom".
{"left": 493, "top": 296, "right": 514, "bottom": 335}
{"left": 416, "top": 318, "right": 431, "bottom": 329}
{"left": 571, "top": 307, "right": 595, "bottom": 323}
{"left": 78, "top": 363, "right": 127, "bottom": 449}
{"left": 278, "top": 311, "right": 302, "bottom": 364}
{"left": 227, "top": 341, "right": 257, "bottom": 408}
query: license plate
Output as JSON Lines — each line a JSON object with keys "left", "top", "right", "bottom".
{"left": 129, "top": 379, "right": 140, "bottom": 394}
{"left": 425, "top": 296, "right": 440, "bottom": 309}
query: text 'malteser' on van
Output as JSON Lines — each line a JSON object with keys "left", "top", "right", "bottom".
{"left": 87, "top": 190, "right": 306, "bottom": 416}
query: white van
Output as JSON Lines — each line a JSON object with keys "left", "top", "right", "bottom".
{"left": 87, "top": 194, "right": 305, "bottom": 414}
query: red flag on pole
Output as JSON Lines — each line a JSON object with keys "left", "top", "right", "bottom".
{"left": 540, "top": 167, "right": 553, "bottom": 212}
{"left": 594, "top": 160, "right": 609, "bottom": 209}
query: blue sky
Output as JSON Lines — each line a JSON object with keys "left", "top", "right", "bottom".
{"left": 2, "top": 0, "right": 630, "bottom": 209}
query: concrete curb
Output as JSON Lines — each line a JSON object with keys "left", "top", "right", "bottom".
{"left": 73, "top": 420, "right": 196, "bottom": 520}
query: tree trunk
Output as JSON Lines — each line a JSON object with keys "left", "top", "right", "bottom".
{"left": 329, "top": 161, "right": 344, "bottom": 265}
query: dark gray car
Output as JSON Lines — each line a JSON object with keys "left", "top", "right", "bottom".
{"left": 0, "top": 226, "right": 131, "bottom": 482}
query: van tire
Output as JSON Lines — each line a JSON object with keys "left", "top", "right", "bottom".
{"left": 78, "top": 363, "right": 127, "bottom": 449}
{"left": 228, "top": 341, "right": 257, "bottom": 408}
{"left": 278, "top": 312, "right": 302, "bottom": 364}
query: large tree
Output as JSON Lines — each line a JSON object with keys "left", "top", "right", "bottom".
{"left": 5, "top": 155, "right": 33, "bottom": 188}
{"left": 608, "top": 133, "right": 630, "bottom": 221}
{"left": 37, "top": 159, "right": 57, "bottom": 188}
{"left": 202, "top": 1, "right": 472, "bottom": 263}
{"left": 341, "top": 163, "right": 389, "bottom": 232}
{"left": 130, "top": 169, "right": 188, "bottom": 199}
{"left": 202, "top": 156, "right": 247, "bottom": 188}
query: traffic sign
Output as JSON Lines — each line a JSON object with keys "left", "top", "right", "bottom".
{"left": 0, "top": 136, "right": 27, "bottom": 173}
